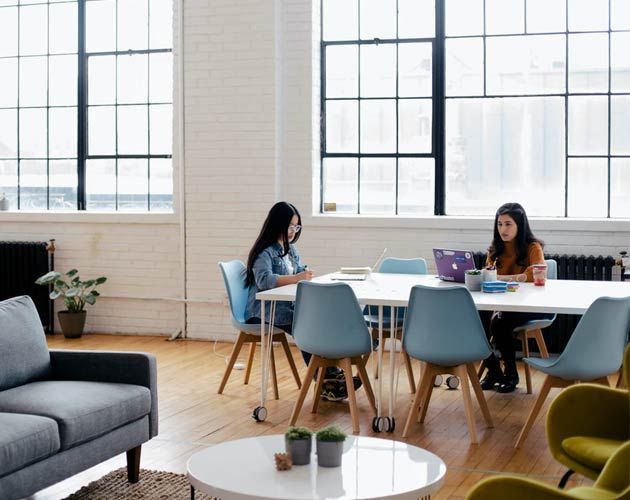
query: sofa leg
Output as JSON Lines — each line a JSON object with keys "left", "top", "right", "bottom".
{"left": 126, "top": 445, "right": 142, "bottom": 483}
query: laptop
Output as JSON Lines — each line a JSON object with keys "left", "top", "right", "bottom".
{"left": 433, "top": 248, "right": 476, "bottom": 283}
{"left": 331, "top": 248, "right": 387, "bottom": 281}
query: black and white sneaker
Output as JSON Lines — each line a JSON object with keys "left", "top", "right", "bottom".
{"left": 320, "top": 379, "right": 348, "bottom": 401}
{"left": 330, "top": 371, "right": 363, "bottom": 392}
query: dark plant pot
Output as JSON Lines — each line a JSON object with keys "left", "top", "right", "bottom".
{"left": 58, "top": 311, "right": 87, "bottom": 338}
{"left": 285, "top": 437, "right": 312, "bottom": 465}
{"left": 316, "top": 440, "right": 344, "bottom": 467}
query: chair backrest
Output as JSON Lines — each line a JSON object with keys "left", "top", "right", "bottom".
{"left": 402, "top": 284, "right": 491, "bottom": 365}
{"left": 218, "top": 260, "right": 248, "bottom": 325}
{"left": 378, "top": 257, "right": 428, "bottom": 275}
{"left": 594, "top": 441, "right": 630, "bottom": 495}
{"left": 546, "top": 259, "right": 557, "bottom": 280}
{"left": 553, "top": 296, "right": 630, "bottom": 380}
{"left": 293, "top": 281, "right": 371, "bottom": 359}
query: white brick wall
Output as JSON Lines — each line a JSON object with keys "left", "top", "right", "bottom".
{"left": 1, "top": 0, "right": 629, "bottom": 340}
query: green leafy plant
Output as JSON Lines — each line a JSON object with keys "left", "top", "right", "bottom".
{"left": 465, "top": 269, "right": 482, "bottom": 275}
{"left": 285, "top": 426, "right": 313, "bottom": 441}
{"left": 35, "top": 269, "right": 107, "bottom": 313}
{"left": 315, "top": 426, "right": 346, "bottom": 442}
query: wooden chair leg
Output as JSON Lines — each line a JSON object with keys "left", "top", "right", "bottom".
{"left": 515, "top": 375, "right": 555, "bottom": 448}
{"left": 355, "top": 356, "right": 377, "bottom": 413}
{"left": 616, "top": 368, "right": 625, "bottom": 388}
{"left": 466, "top": 363, "right": 493, "bottom": 428}
{"left": 403, "top": 364, "right": 434, "bottom": 438}
{"left": 418, "top": 372, "right": 436, "bottom": 424}
{"left": 218, "top": 332, "right": 246, "bottom": 394}
{"left": 533, "top": 329, "right": 549, "bottom": 358}
{"left": 244, "top": 341, "right": 256, "bottom": 385}
{"left": 279, "top": 335, "right": 302, "bottom": 389}
{"left": 521, "top": 332, "right": 533, "bottom": 395}
{"left": 270, "top": 344, "right": 279, "bottom": 400}
{"left": 456, "top": 364, "right": 478, "bottom": 444}
{"left": 341, "top": 357, "right": 360, "bottom": 434}
{"left": 311, "top": 362, "right": 327, "bottom": 414}
{"left": 126, "top": 445, "right": 141, "bottom": 483}
{"left": 403, "top": 351, "right": 416, "bottom": 393}
{"left": 289, "top": 357, "right": 319, "bottom": 426}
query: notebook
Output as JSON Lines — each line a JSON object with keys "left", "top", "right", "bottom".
{"left": 331, "top": 248, "right": 387, "bottom": 281}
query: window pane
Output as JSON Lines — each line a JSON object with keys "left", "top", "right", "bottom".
{"left": 323, "top": 0, "right": 358, "bottom": 41}
{"left": 0, "top": 160, "right": 18, "bottom": 209}
{"left": 611, "top": 159, "right": 630, "bottom": 217}
{"left": 19, "top": 5, "right": 47, "bottom": 56}
{"left": 325, "top": 100, "right": 358, "bottom": 153}
{"left": 149, "top": 159, "right": 172, "bottom": 212}
{"left": 88, "top": 55, "right": 115, "bottom": 105}
{"left": 446, "top": 38, "right": 484, "bottom": 96}
{"left": 611, "top": 33, "right": 630, "bottom": 92}
{"left": 117, "top": 54, "right": 148, "bottom": 104}
{"left": 118, "top": 0, "right": 148, "bottom": 51}
{"left": 486, "top": 35, "right": 565, "bottom": 95}
{"left": 360, "top": 44, "right": 396, "bottom": 97}
{"left": 149, "top": 52, "right": 173, "bottom": 102}
{"left": 0, "top": 109, "right": 17, "bottom": 158}
{"left": 0, "top": 7, "right": 18, "bottom": 57}
{"left": 86, "top": 159, "right": 116, "bottom": 210}
{"left": 527, "top": 0, "right": 566, "bottom": 33}
{"left": 360, "top": 100, "right": 396, "bottom": 153}
{"left": 49, "top": 159, "right": 77, "bottom": 210}
{"left": 326, "top": 45, "right": 358, "bottom": 99}
{"left": 118, "top": 158, "right": 148, "bottom": 211}
{"left": 611, "top": 0, "right": 630, "bottom": 30}
{"left": 486, "top": 0, "right": 524, "bottom": 35}
{"left": 445, "top": 97, "right": 565, "bottom": 216}
{"left": 360, "top": 0, "right": 396, "bottom": 40}
{"left": 398, "top": 158, "right": 434, "bottom": 215}
{"left": 19, "top": 56, "right": 47, "bottom": 107}
{"left": 398, "top": 0, "right": 435, "bottom": 38}
{"left": 569, "top": 34, "right": 608, "bottom": 93}
{"left": 49, "top": 107, "right": 77, "bottom": 158}
{"left": 149, "top": 104, "right": 172, "bottom": 155}
{"left": 49, "top": 2, "right": 77, "bottom": 54}
{"left": 360, "top": 158, "right": 395, "bottom": 214}
{"left": 49, "top": 55, "right": 78, "bottom": 106}
{"left": 19, "top": 160, "right": 47, "bottom": 210}
{"left": 398, "top": 99, "right": 432, "bottom": 153}
{"left": 149, "top": 0, "right": 172, "bottom": 49}
{"left": 445, "top": 0, "right": 483, "bottom": 36}
{"left": 118, "top": 105, "right": 148, "bottom": 155}
{"left": 611, "top": 96, "right": 630, "bottom": 155}
{"left": 0, "top": 58, "right": 18, "bottom": 107}
{"left": 86, "top": 0, "right": 115, "bottom": 52}
{"left": 568, "top": 96, "right": 608, "bottom": 155}
{"left": 19, "top": 108, "right": 47, "bottom": 158}
{"left": 399, "top": 43, "right": 432, "bottom": 97}
{"left": 568, "top": 0, "right": 609, "bottom": 32}
{"left": 88, "top": 106, "right": 115, "bottom": 155}
{"left": 323, "top": 158, "right": 358, "bottom": 213}
{"left": 567, "top": 158, "right": 607, "bottom": 217}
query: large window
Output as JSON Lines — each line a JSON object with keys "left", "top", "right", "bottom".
{"left": 321, "top": 0, "right": 630, "bottom": 217}
{"left": 0, "top": 0, "right": 173, "bottom": 212}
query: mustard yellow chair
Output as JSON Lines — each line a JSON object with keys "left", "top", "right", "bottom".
{"left": 466, "top": 441, "right": 630, "bottom": 500}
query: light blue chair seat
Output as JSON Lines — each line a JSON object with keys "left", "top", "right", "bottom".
{"left": 512, "top": 318, "right": 555, "bottom": 332}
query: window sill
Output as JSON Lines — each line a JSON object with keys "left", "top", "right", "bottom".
{"left": 0, "top": 211, "right": 178, "bottom": 224}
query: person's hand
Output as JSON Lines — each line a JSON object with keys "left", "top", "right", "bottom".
{"left": 296, "top": 269, "right": 314, "bottom": 282}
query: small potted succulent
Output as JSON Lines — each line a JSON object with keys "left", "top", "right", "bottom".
{"left": 464, "top": 269, "right": 483, "bottom": 291}
{"left": 284, "top": 426, "right": 312, "bottom": 465}
{"left": 315, "top": 426, "right": 346, "bottom": 467}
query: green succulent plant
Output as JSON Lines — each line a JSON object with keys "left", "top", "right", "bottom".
{"left": 315, "top": 426, "right": 347, "bottom": 442}
{"left": 285, "top": 426, "right": 313, "bottom": 441}
{"left": 36, "top": 269, "right": 107, "bottom": 313}
{"left": 466, "top": 269, "right": 482, "bottom": 275}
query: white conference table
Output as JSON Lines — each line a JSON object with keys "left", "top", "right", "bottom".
{"left": 253, "top": 273, "right": 630, "bottom": 427}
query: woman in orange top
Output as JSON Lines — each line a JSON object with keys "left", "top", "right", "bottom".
{"left": 480, "top": 202, "right": 549, "bottom": 393}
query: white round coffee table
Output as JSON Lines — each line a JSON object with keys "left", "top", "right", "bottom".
{"left": 187, "top": 434, "right": 446, "bottom": 500}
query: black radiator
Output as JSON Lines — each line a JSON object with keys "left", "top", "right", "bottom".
{"left": 0, "top": 240, "right": 55, "bottom": 334}
{"left": 473, "top": 252, "right": 617, "bottom": 353}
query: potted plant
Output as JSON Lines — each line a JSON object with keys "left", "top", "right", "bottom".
{"left": 284, "top": 426, "right": 312, "bottom": 465}
{"left": 35, "top": 269, "right": 107, "bottom": 338}
{"left": 315, "top": 426, "right": 346, "bottom": 467}
{"left": 464, "top": 269, "right": 483, "bottom": 291}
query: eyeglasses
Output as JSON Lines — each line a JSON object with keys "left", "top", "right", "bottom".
{"left": 288, "top": 224, "right": 302, "bottom": 233}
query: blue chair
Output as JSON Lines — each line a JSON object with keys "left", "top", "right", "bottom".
{"left": 217, "top": 260, "right": 301, "bottom": 399}
{"left": 289, "top": 281, "right": 376, "bottom": 434}
{"left": 515, "top": 296, "right": 630, "bottom": 448}
{"left": 401, "top": 284, "right": 494, "bottom": 443}
{"left": 364, "top": 257, "right": 428, "bottom": 392}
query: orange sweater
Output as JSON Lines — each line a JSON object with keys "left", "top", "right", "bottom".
{"left": 486, "top": 241, "right": 544, "bottom": 282}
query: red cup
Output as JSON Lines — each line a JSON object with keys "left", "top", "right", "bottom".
{"left": 532, "top": 264, "right": 547, "bottom": 286}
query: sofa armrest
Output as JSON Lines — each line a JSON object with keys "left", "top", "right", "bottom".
{"left": 49, "top": 349, "right": 158, "bottom": 438}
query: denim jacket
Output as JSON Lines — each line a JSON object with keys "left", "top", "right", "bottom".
{"left": 245, "top": 243, "right": 307, "bottom": 326}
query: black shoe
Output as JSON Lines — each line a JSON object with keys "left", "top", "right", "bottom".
{"left": 480, "top": 370, "right": 502, "bottom": 390}
{"left": 329, "top": 371, "right": 363, "bottom": 391}
{"left": 497, "top": 375, "right": 519, "bottom": 393}
{"left": 320, "top": 379, "right": 348, "bottom": 401}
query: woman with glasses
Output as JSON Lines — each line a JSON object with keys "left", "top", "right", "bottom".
{"left": 245, "top": 201, "right": 357, "bottom": 401}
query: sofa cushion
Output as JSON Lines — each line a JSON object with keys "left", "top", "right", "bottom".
{"left": 0, "top": 412, "right": 60, "bottom": 477}
{"left": 0, "top": 381, "right": 151, "bottom": 450}
{"left": 0, "top": 296, "right": 51, "bottom": 391}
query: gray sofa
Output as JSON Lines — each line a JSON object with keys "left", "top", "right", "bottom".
{"left": 0, "top": 295, "right": 158, "bottom": 500}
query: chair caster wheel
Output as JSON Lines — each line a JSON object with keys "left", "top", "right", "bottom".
{"left": 372, "top": 416, "right": 384, "bottom": 432}
{"left": 387, "top": 417, "right": 396, "bottom": 433}
{"left": 252, "top": 406, "right": 267, "bottom": 422}
{"left": 446, "top": 376, "right": 460, "bottom": 390}
{"left": 434, "top": 375, "right": 443, "bottom": 387}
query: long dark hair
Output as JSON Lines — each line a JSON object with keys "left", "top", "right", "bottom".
{"left": 245, "top": 202, "right": 302, "bottom": 287}
{"left": 488, "top": 202, "right": 543, "bottom": 267}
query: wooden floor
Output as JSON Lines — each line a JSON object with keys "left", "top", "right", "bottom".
{"left": 32, "top": 334, "right": 596, "bottom": 499}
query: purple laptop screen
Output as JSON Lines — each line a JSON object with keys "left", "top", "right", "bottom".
{"left": 433, "top": 248, "right": 476, "bottom": 283}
